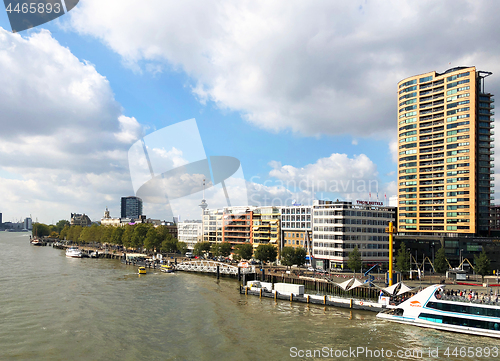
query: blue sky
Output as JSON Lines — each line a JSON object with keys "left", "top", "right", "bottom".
{"left": 0, "top": 1, "right": 499, "bottom": 223}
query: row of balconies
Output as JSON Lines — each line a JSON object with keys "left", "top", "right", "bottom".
{"left": 419, "top": 180, "right": 444, "bottom": 185}
{"left": 420, "top": 147, "right": 444, "bottom": 154}
{"left": 419, "top": 153, "right": 445, "bottom": 160}
{"left": 419, "top": 200, "right": 445, "bottom": 204}
{"left": 420, "top": 213, "right": 445, "bottom": 217}
{"left": 420, "top": 219, "right": 445, "bottom": 224}
{"left": 419, "top": 206, "right": 444, "bottom": 211}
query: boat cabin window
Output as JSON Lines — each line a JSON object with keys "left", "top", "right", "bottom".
{"left": 419, "top": 313, "right": 500, "bottom": 331}
{"left": 426, "top": 301, "right": 500, "bottom": 318}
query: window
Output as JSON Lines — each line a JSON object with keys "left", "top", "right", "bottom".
{"left": 399, "top": 111, "right": 417, "bottom": 119}
{"left": 446, "top": 85, "right": 470, "bottom": 95}
{"left": 399, "top": 79, "right": 417, "bottom": 89}
{"left": 446, "top": 72, "right": 470, "bottom": 82}
{"left": 446, "top": 78, "right": 470, "bottom": 89}
{"left": 419, "top": 75, "right": 433, "bottom": 83}
{"left": 447, "top": 107, "right": 469, "bottom": 116}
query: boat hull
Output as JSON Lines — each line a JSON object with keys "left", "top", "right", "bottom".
{"left": 377, "top": 312, "right": 500, "bottom": 338}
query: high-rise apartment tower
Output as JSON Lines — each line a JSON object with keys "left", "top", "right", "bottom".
{"left": 121, "top": 196, "right": 143, "bottom": 219}
{"left": 398, "top": 66, "right": 494, "bottom": 236}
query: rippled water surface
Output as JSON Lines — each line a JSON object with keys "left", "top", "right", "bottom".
{"left": 0, "top": 232, "right": 498, "bottom": 360}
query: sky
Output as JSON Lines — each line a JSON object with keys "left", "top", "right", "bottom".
{"left": 1, "top": 0, "right": 500, "bottom": 224}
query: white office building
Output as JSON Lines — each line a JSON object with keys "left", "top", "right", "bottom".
{"left": 177, "top": 220, "right": 203, "bottom": 250}
{"left": 312, "top": 200, "right": 396, "bottom": 270}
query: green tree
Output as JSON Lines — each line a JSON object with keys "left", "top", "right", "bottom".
{"left": 161, "top": 233, "right": 179, "bottom": 253}
{"left": 121, "top": 225, "right": 135, "bottom": 248}
{"left": 68, "top": 225, "right": 83, "bottom": 243}
{"left": 88, "top": 224, "right": 100, "bottom": 243}
{"left": 111, "top": 226, "right": 124, "bottom": 245}
{"left": 219, "top": 242, "right": 232, "bottom": 257}
{"left": 211, "top": 243, "right": 221, "bottom": 257}
{"left": 211, "top": 242, "right": 232, "bottom": 258}
{"left": 177, "top": 241, "right": 188, "bottom": 255}
{"left": 78, "top": 227, "right": 91, "bottom": 244}
{"left": 433, "top": 247, "right": 448, "bottom": 273}
{"left": 347, "top": 246, "right": 362, "bottom": 273}
{"left": 131, "top": 223, "right": 149, "bottom": 249}
{"left": 294, "top": 247, "right": 307, "bottom": 267}
{"left": 144, "top": 227, "right": 159, "bottom": 252}
{"left": 280, "top": 246, "right": 295, "bottom": 268}
{"left": 55, "top": 219, "right": 70, "bottom": 233}
{"left": 395, "top": 242, "right": 410, "bottom": 274}
{"left": 100, "top": 226, "right": 113, "bottom": 244}
{"left": 193, "top": 241, "right": 211, "bottom": 257}
{"left": 49, "top": 231, "right": 59, "bottom": 239}
{"left": 254, "top": 244, "right": 277, "bottom": 264}
{"left": 235, "top": 243, "right": 253, "bottom": 260}
{"left": 32, "top": 223, "right": 50, "bottom": 237}
{"left": 60, "top": 225, "right": 70, "bottom": 240}
{"left": 475, "top": 249, "right": 491, "bottom": 282}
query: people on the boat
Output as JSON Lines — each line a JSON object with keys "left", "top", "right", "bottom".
{"left": 437, "top": 287, "right": 500, "bottom": 305}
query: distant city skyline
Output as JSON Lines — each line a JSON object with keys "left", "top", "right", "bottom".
{"left": 1, "top": 2, "right": 500, "bottom": 224}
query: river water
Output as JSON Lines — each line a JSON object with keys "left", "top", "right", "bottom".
{"left": 0, "top": 232, "right": 498, "bottom": 361}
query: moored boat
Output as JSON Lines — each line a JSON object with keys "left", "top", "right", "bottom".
{"left": 161, "top": 264, "right": 174, "bottom": 273}
{"left": 65, "top": 246, "right": 82, "bottom": 258}
{"left": 377, "top": 284, "right": 500, "bottom": 338}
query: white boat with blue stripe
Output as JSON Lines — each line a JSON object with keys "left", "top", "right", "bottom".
{"left": 377, "top": 284, "right": 500, "bottom": 338}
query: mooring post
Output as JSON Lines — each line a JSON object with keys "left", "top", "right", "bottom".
{"left": 261, "top": 268, "right": 265, "bottom": 282}
{"left": 217, "top": 265, "right": 220, "bottom": 279}
{"left": 238, "top": 267, "right": 241, "bottom": 282}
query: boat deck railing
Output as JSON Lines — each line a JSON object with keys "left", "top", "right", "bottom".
{"left": 439, "top": 293, "right": 500, "bottom": 306}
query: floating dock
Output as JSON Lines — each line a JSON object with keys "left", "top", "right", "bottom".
{"left": 240, "top": 284, "right": 386, "bottom": 312}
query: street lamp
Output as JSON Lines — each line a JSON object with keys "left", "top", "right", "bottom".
{"left": 459, "top": 248, "right": 464, "bottom": 270}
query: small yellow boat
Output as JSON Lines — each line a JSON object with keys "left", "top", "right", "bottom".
{"left": 138, "top": 267, "right": 147, "bottom": 274}
{"left": 161, "top": 264, "right": 174, "bottom": 273}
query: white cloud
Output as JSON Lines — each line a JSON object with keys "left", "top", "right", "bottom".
{"left": 115, "top": 115, "right": 143, "bottom": 143}
{"left": 67, "top": 0, "right": 500, "bottom": 137}
{"left": 0, "top": 28, "right": 144, "bottom": 223}
{"left": 265, "top": 153, "right": 393, "bottom": 201}
{"left": 150, "top": 147, "right": 188, "bottom": 168}
{"left": 389, "top": 138, "right": 398, "bottom": 164}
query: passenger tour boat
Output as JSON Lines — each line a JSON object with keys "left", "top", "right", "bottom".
{"left": 377, "top": 284, "right": 500, "bottom": 338}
